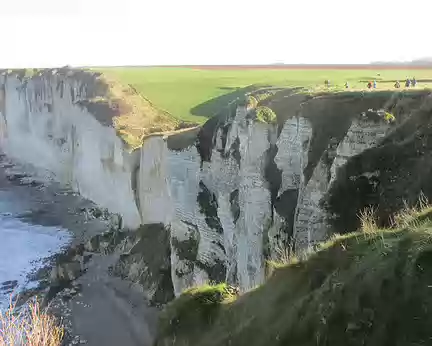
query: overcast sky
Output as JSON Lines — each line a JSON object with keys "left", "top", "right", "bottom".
{"left": 0, "top": 0, "right": 431, "bottom": 67}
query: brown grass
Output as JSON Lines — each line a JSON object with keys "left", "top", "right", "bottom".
{"left": 98, "top": 72, "right": 180, "bottom": 149}
{"left": 358, "top": 206, "right": 378, "bottom": 234}
{"left": 0, "top": 298, "right": 63, "bottom": 346}
{"left": 390, "top": 193, "right": 432, "bottom": 227}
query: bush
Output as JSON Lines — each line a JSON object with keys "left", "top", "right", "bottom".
{"left": 253, "top": 91, "right": 273, "bottom": 104}
{"left": 255, "top": 106, "right": 277, "bottom": 124}
{"left": 246, "top": 95, "right": 258, "bottom": 109}
{"left": 384, "top": 111, "right": 396, "bottom": 123}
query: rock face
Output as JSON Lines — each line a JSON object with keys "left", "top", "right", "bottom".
{"left": 1, "top": 69, "right": 431, "bottom": 297}
{"left": 0, "top": 70, "right": 171, "bottom": 230}
{"left": 113, "top": 224, "right": 174, "bottom": 304}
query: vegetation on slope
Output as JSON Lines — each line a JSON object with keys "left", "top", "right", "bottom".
{"left": 255, "top": 106, "right": 277, "bottom": 124}
{"left": 96, "top": 73, "right": 182, "bottom": 148}
{"left": 97, "top": 67, "right": 432, "bottom": 124}
{"left": 155, "top": 203, "right": 432, "bottom": 346}
{"left": 0, "top": 299, "right": 63, "bottom": 346}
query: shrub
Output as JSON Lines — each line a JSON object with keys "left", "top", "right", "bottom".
{"left": 384, "top": 111, "right": 396, "bottom": 123}
{"left": 255, "top": 106, "right": 277, "bottom": 124}
{"left": 0, "top": 298, "right": 64, "bottom": 346}
{"left": 253, "top": 91, "right": 273, "bottom": 103}
{"left": 358, "top": 206, "right": 378, "bottom": 233}
{"left": 246, "top": 95, "right": 258, "bottom": 109}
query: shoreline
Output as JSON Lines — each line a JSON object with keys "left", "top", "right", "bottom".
{"left": 0, "top": 154, "right": 159, "bottom": 346}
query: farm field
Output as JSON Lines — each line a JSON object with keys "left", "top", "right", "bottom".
{"left": 97, "top": 66, "right": 432, "bottom": 124}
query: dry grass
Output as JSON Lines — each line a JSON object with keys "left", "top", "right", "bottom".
{"left": 0, "top": 298, "right": 63, "bottom": 346}
{"left": 273, "top": 241, "right": 298, "bottom": 265}
{"left": 357, "top": 193, "right": 432, "bottom": 233}
{"left": 97, "top": 72, "right": 180, "bottom": 149}
{"left": 358, "top": 206, "right": 378, "bottom": 233}
{"left": 391, "top": 192, "right": 431, "bottom": 228}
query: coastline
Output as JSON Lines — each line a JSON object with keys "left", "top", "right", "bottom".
{"left": 0, "top": 154, "right": 158, "bottom": 346}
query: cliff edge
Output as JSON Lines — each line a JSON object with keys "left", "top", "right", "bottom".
{"left": 1, "top": 69, "right": 432, "bottom": 305}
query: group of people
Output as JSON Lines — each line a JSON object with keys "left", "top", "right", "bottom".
{"left": 394, "top": 78, "right": 417, "bottom": 88}
{"left": 324, "top": 78, "right": 418, "bottom": 89}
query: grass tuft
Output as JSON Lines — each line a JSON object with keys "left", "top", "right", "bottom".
{"left": 358, "top": 206, "right": 378, "bottom": 233}
{"left": 391, "top": 192, "right": 432, "bottom": 228}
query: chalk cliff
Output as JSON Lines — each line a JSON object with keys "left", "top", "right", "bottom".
{"left": 1, "top": 69, "right": 431, "bottom": 300}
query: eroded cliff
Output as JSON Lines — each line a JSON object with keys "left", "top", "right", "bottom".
{"left": 0, "top": 69, "right": 176, "bottom": 230}
{"left": 1, "top": 69, "right": 431, "bottom": 300}
{"left": 167, "top": 89, "right": 432, "bottom": 294}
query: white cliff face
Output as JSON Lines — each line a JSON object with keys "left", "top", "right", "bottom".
{"left": 0, "top": 74, "right": 142, "bottom": 228}
{"left": 0, "top": 73, "right": 173, "bottom": 230}
{"left": 268, "top": 117, "right": 312, "bottom": 257}
{"left": 275, "top": 117, "right": 312, "bottom": 193}
{"left": 293, "top": 116, "right": 390, "bottom": 251}
{"left": 168, "top": 107, "right": 275, "bottom": 293}
{"left": 201, "top": 129, "right": 240, "bottom": 285}
{"left": 329, "top": 117, "right": 389, "bottom": 185}
{"left": 294, "top": 158, "right": 329, "bottom": 249}
{"left": 138, "top": 136, "right": 173, "bottom": 225}
{"left": 213, "top": 107, "right": 275, "bottom": 290}
{"left": 168, "top": 147, "right": 210, "bottom": 295}
{"left": 233, "top": 108, "right": 273, "bottom": 290}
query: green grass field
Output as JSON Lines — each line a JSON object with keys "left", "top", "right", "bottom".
{"left": 97, "top": 67, "right": 432, "bottom": 124}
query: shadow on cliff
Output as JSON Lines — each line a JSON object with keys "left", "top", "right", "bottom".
{"left": 9, "top": 68, "right": 122, "bottom": 128}
{"left": 324, "top": 98, "right": 432, "bottom": 234}
{"left": 190, "top": 84, "right": 267, "bottom": 119}
{"left": 76, "top": 100, "right": 124, "bottom": 127}
{"left": 268, "top": 89, "right": 429, "bottom": 183}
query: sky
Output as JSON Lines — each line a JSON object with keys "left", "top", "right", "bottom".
{"left": 1, "top": 0, "right": 431, "bottom": 67}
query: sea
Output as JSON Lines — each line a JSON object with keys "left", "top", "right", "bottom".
{"left": 0, "top": 190, "right": 70, "bottom": 310}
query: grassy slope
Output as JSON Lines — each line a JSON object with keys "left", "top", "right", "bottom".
{"left": 96, "top": 73, "right": 180, "bottom": 148}
{"left": 155, "top": 208, "right": 432, "bottom": 346}
{"left": 97, "top": 67, "right": 432, "bottom": 124}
